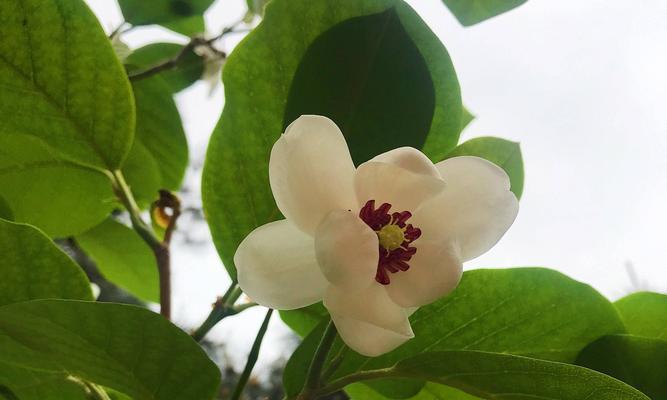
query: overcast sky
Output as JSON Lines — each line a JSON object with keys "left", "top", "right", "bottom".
{"left": 86, "top": 0, "right": 667, "bottom": 372}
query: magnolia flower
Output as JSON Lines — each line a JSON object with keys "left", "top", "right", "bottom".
{"left": 235, "top": 115, "right": 519, "bottom": 356}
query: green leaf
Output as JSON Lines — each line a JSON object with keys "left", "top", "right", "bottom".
{"left": 382, "top": 350, "right": 649, "bottom": 400}
{"left": 0, "top": 0, "right": 134, "bottom": 170}
{"left": 0, "top": 363, "right": 88, "bottom": 400}
{"left": 117, "top": 0, "right": 213, "bottom": 36}
{"left": 0, "top": 134, "right": 115, "bottom": 237}
{"left": 460, "top": 106, "right": 474, "bottom": 133}
{"left": 132, "top": 78, "right": 189, "bottom": 191}
{"left": 121, "top": 140, "right": 162, "bottom": 208}
{"left": 330, "top": 268, "right": 625, "bottom": 380}
{"left": 577, "top": 335, "right": 667, "bottom": 399}
{"left": 615, "top": 291, "right": 667, "bottom": 340}
{"left": 442, "top": 0, "right": 529, "bottom": 26}
{"left": 0, "top": 299, "right": 221, "bottom": 400}
{"left": 126, "top": 43, "right": 204, "bottom": 93}
{"left": 283, "top": 7, "right": 454, "bottom": 165}
{"left": 0, "top": 196, "right": 13, "bottom": 221}
{"left": 202, "top": 0, "right": 462, "bottom": 279}
{"left": 347, "top": 381, "right": 480, "bottom": 400}
{"left": 280, "top": 302, "right": 328, "bottom": 338}
{"left": 0, "top": 219, "right": 92, "bottom": 307}
{"left": 283, "top": 320, "right": 330, "bottom": 397}
{"left": 76, "top": 218, "right": 159, "bottom": 303}
{"left": 445, "top": 136, "right": 524, "bottom": 198}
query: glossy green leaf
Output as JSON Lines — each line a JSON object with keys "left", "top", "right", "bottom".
{"left": 382, "top": 351, "right": 649, "bottom": 400}
{"left": 577, "top": 335, "right": 667, "bottom": 399}
{"left": 76, "top": 218, "right": 159, "bottom": 303}
{"left": 0, "top": 0, "right": 134, "bottom": 170}
{"left": 126, "top": 43, "right": 204, "bottom": 93}
{"left": 0, "top": 363, "right": 88, "bottom": 400}
{"left": 132, "top": 78, "right": 189, "bottom": 191}
{"left": 0, "top": 134, "right": 115, "bottom": 237}
{"left": 442, "top": 0, "right": 529, "bottom": 26}
{"left": 330, "top": 268, "right": 625, "bottom": 380}
{"left": 118, "top": 0, "right": 213, "bottom": 36}
{"left": 615, "top": 291, "right": 667, "bottom": 340}
{"left": 446, "top": 136, "right": 524, "bottom": 198}
{"left": 0, "top": 299, "right": 220, "bottom": 400}
{"left": 0, "top": 219, "right": 92, "bottom": 307}
{"left": 202, "top": 0, "right": 462, "bottom": 279}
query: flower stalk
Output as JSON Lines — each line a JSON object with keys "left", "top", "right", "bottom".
{"left": 229, "top": 308, "right": 274, "bottom": 400}
{"left": 298, "top": 320, "right": 339, "bottom": 399}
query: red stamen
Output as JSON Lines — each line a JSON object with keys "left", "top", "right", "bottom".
{"left": 359, "top": 200, "right": 422, "bottom": 285}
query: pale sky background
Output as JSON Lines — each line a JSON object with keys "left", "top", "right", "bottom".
{"left": 85, "top": 0, "right": 667, "bottom": 374}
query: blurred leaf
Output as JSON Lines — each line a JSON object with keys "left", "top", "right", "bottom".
{"left": 0, "top": 0, "right": 134, "bottom": 170}
{"left": 76, "top": 218, "right": 159, "bottom": 303}
{"left": 202, "top": 0, "right": 462, "bottom": 279}
{"left": 280, "top": 302, "right": 328, "bottom": 337}
{"left": 445, "top": 136, "right": 524, "bottom": 198}
{"left": 0, "top": 219, "right": 92, "bottom": 307}
{"left": 132, "top": 78, "right": 189, "bottom": 191}
{"left": 0, "top": 363, "right": 88, "bottom": 400}
{"left": 126, "top": 43, "right": 204, "bottom": 93}
{"left": 329, "top": 268, "right": 625, "bottom": 382}
{"left": 0, "top": 299, "right": 220, "bottom": 400}
{"left": 0, "top": 134, "right": 115, "bottom": 237}
{"left": 577, "top": 334, "right": 667, "bottom": 399}
{"left": 442, "top": 0, "right": 529, "bottom": 26}
{"left": 117, "top": 0, "right": 214, "bottom": 36}
{"left": 0, "top": 196, "right": 13, "bottom": 221}
{"left": 384, "top": 350, "right": 649, "bottom": 400}
{"left": 615, "top": 291, "right": 667, "bottom": 340}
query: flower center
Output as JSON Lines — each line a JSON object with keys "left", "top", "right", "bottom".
{"left": 378, "top": 224, "right": 405, "bottom": 251}
{"left": 359, "top": 199, "right": 421, "bottom": 285}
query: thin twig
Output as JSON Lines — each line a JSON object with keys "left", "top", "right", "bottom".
{"left": 191, "top": 283, "right": 243, "bottom": 342}
{"left": 111, "top": 170, "right": 177, "bottom": 319}
{"left": 229, "top": 309, "right": 274, "bottom": 400}
{"left": 128, "top": 38, "right": 205, "bottom": 82}
{"left": 127, "top": 20, "right": 247, "bottom": 82}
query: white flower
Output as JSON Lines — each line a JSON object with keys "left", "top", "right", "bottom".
{"left": 235, "top": 115, "right": 519, "bottom": 356}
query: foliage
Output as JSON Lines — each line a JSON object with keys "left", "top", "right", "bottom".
{"left": 0, "top": 0, "right": 662, "bottom": 399}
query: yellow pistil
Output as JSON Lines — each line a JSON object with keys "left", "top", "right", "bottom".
{"left": 377, "top": 224, "right": 405, "bottom": 251}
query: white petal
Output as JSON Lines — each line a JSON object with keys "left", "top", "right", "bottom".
{"left": 414, "top": 156, "right": 519, "bottom": 261}
{"left": 323, "top": 284, "right": 412, "bottom": 336}
{"left": 314, "top": 210, "right": 378, "bottom": 291}
{"left": 331, "top": 314, "right": 413, "bottom": 357}
{"left": 386, "top": 240, "right": 462, "bottom": 307}
{"left": 235, "top": 220, "right": 327, "bottom": 310}
{"left": 370, "top": 147, "right": 440, "bottom": 178}
{"left": 269, "top": 115, "right": 357, "bottom": 234}
{"left": 354, "top": 161, "right": 445, "bottom": 213}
